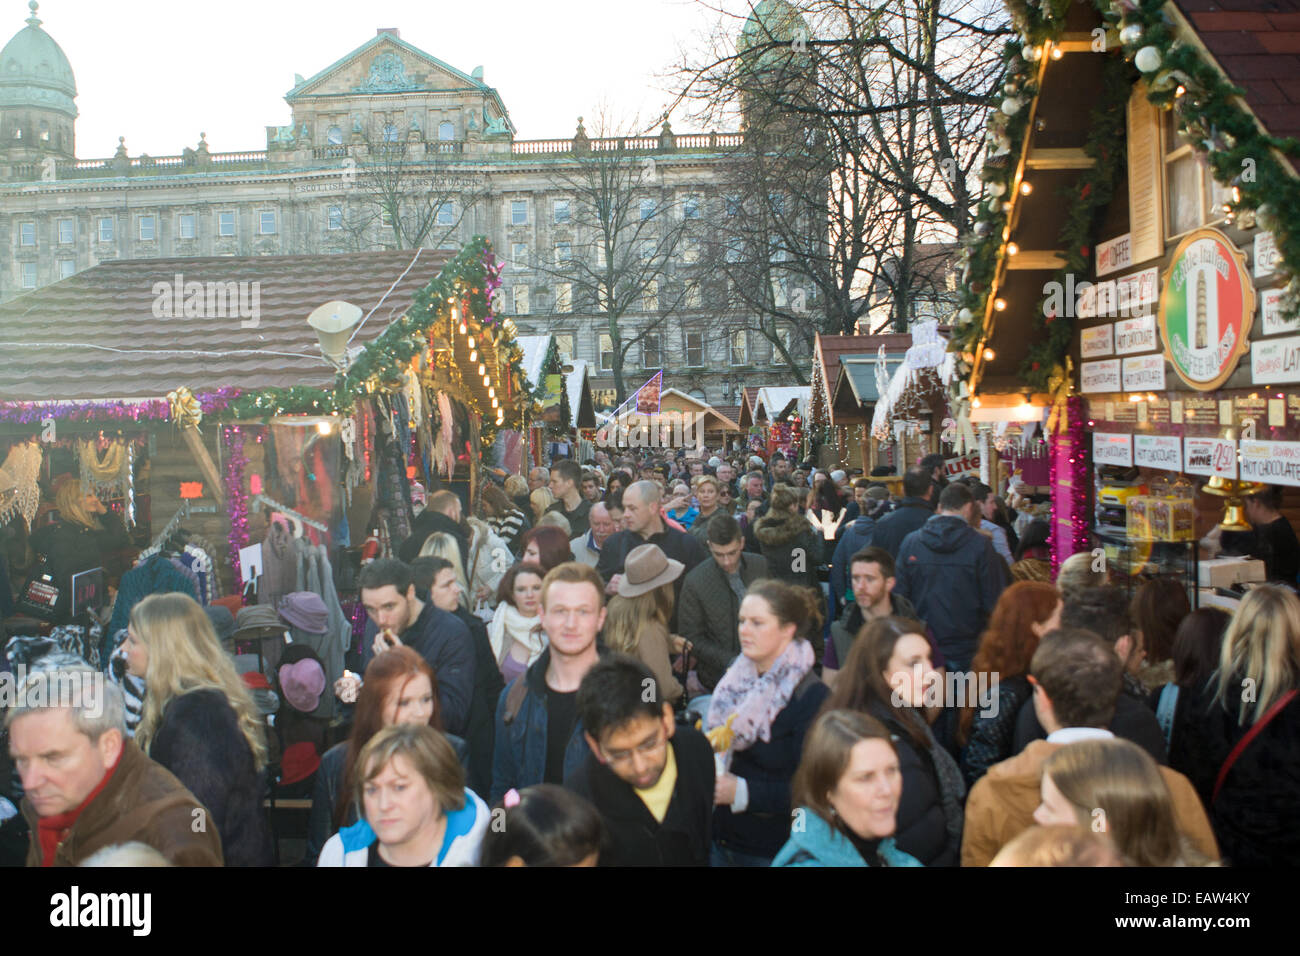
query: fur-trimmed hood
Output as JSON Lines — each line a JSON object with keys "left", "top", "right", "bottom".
{"left": 754, "top": 509, "right": 811, "bottom": 547}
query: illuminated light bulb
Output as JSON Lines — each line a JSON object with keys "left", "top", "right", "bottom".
{"left": 1130, "top": 393, "right": 1143, "bottom": 403}
{"left": 492, "top": 397, "right": 499, "bottom": 409}
{"left": 488, "top": 386, "right": 495, "bottom": 398}
{"left": 1006, "top": 242, "right": 1019, "bottom": 256}
{"left": 470, "top": 350, "right": 478, "bottom": 362}
{"left": 468, "top": 337, "right": 476, "bottom": 348}
{"left": 972, "top": 397, "right": 982, "bottom": 408}
{"left": 478, "top": 364, "right": 486, "bottom": 376}
{"left": 1147, "top": 393, "right": 1158, "bottom": 402}
{"left": 1020, "top": 181, "right": 1033, "bottom": 196}
{"left": 459, "top": 322, "right": 467, "bottom": 335}
{"left": 1050, "top": 46, "right": 1063, "bottom": 60}
{"left": 983, "top": 347, "right": 996, "bottom": 361}
{"left": 317, "top": 420, "right": 332, "bottom": 434}
{"left": 994, "top": 298, "right": 1007, "bottom": 311}
{"left": 483, "top": 375, "right": 491, "bottom": 387}
{"left": 1175, "top": 85, "right": 1186, "bottom": 98}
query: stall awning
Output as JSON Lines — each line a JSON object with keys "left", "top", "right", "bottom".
{"left": 832, "top": 355, "right": 905, "bottom": 425}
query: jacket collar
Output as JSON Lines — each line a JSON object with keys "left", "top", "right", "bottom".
{"left": 783, "top": 808, "right": 912, "bottom": 866}
{"left": 582, "top": 734, "right": 693, "bottom": 828}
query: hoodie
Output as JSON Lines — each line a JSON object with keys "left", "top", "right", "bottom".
{"left": 893, "top": 515, "right": 1008, "bottom": 666}
{"left": 316, "top": 787, "right": 490, "bottom": 867}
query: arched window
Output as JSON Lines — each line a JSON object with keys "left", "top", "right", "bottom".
{"left": 438, "top": 121, "right": 455, "bottom": 141}
{"left": 327, "top": 125, "right": 343, "bottom": 145}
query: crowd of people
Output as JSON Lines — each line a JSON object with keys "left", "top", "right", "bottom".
{"left": 3, "top": 444, "right": 1298, "bottom": 868}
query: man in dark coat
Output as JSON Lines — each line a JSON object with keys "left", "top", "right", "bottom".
{"left": 870, "top": 466, "right": 935, "bottom": 558}
{"left": 568, "top": 655, "right": 714, "bottom": 867}
{"left": 678, "top": 516, "right": 769, "bottom": 691}
{"left": 893, "top": 483, "right": 1008, "bottom": 672}
{"left": 398, "top": 489, "right": 469, "bottom": 566}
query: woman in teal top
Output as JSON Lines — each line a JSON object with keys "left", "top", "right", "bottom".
{"left": 773, "top": 709, "right": 923, "bottom": 867}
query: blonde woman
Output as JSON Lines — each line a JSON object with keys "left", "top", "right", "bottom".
{"left": 121, "top": 592, "right": 273, "bottom": 866}
{"left": 418, "top": 532, "right": 470, "bottom": 606}
{"left": 1034, "top": 738, "right": 1216, "bottom": 867}
{"left": 30, "top": 477, "right": 128, "bottom": 624}
{"left": 529, "top": 486, "right": 556, "bottom": 524}
{"left": 605, "top": 544, "right": 685, "bottom": 706}
{"left": 1181, "top": 583, "right": 1300, "bottom": 865}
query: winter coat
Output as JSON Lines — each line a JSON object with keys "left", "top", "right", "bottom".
{"left": 626, "top": 619, "right": 683, "bottom": 706}
{"left": 713, "top": 670, "right": 830, "bottom": 859}
{"left": 678, "top": 553, "right": 769, "bottom": 691}
{"left": 867, "top": 700, "right": 960, "bottom": 867}
{"left": 753, "top": 509, "right": 823, "bottom": 591}
{"left": 105, "top": 554, "right": 200, "bottom": 657}
{"left": 1012, "top": 688, "right": 1168, "bottom": 764}
{"left": 893, "top": 515, "right": 1008, "bottom": 666}
{"left": 772, "top": 808, "right": 922, "bottom": 867}
{"left": 361, "top": 602, "right": 475, "bottom": 737}
{"left": 1177, "top": 678, "right": 1300, "bottom": 866}
{"left": 466, "top": 521, "right": 512, "bottom": 606}
{"left": 688, "top": 509, "right": 727, "bottom": 544}
{"left": 567, "top": 725, "right": 715, "bottom": 867}
{"left": 149, "top": 688, "right": 273, "bottom": 867}
{"left": 870, "top": 497, "right": 933, "bottom": 558}
{"left": 825, "top": 593, "right": 922, "bottom": 672}
{"left": 829, "top": 515, "right": 877, "bottom": 609}
{"left": 30, "top": 516, "right": 130, "bottom": 625}
{"left": 305, "top": 731, "right": 472, "bottom": 866}
{"left": 489, "top": 646, "right": 599, "bottom": 803}
{"left": 960, "top": 675, "right": 1032, "bottom": 787}
{"left": 22, "top": 738, "right": 224, "bottom": 866}
{"left": 398, "top": 509, "right": 469, "bottom": 567}
{"left": 317, "top": 788, "right": 489, "bottom": 867}
{"left": 455, "top": 606, "right": 503, "bottom": 800}
{"left": 961, "top": 738, "right": 1218, "bottom": 867}
{"left": 546, "top": 497, "right": 593, "bottom": 538}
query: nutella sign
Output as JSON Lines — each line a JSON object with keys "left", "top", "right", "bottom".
{"left": 1183, "top": 436, "right": 1237, "bottom": 479}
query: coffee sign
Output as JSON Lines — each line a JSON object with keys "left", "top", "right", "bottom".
{"left": 1158, "top": 228, "right": 1256, "bottom": 391}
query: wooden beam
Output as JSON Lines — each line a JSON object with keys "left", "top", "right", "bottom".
{"left": 1025, "top": 148, "right": 1095, "bottom": 170}
{"left": 179, "top": 425, "right": 226, "bottom": 506}
{"left": 1057, "top": 32, "right": 1105, "bottom": 53}
{"left": 1005, "top": 250, "right": 1067, "bottom": 270}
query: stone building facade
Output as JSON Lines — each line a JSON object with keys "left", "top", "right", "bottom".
{"left": 0, "top": 10, "right": 814, "bottom": 408}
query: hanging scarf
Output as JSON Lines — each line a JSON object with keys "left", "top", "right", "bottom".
{"left": 77, "top": 438, "right": 129, "bottom": 498}
{"left": 0, "top": 441, "right": 43, "bottom": 528}
{"left": 487, "top": 602, "right": 546, "bottom": 667}
{"left": 706, "top": 638, "right": 814, "bottom": 753}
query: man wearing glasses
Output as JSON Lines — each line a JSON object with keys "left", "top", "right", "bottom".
{"left": 570, "top": 655, "right": 715, "bottom": 866}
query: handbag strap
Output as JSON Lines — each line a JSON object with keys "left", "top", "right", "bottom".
{"left": 1212, "top": 689, "right": 1298, "bottom": 804}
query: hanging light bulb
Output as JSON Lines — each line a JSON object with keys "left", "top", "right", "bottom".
{"left": 478, "top": 363, "right": 486, "bottom": 376}
{"left": 470, "top": 349, "right": 478, "bottom": 362}
{"left": 1050, "top": 46, "right": 1063, "bottom": 60}
{"left": 994, "top": 298, "right": 1007, "bottom": 311}
{"left": 492, "top": 397, "right": 499, "bottom": 409}
{"left": 488, "top": 386, "right": 495, "bottom": 398}
{"left": 983, "top": 347, "right": 996, "bottom": 361}
{"left": 1020, "top": 181, "right": 1034, "bottom": 196}
{"left": 483, "top": 374, "right": 491, "bottom": 387}
{"left": 972, "top": 397, "right": 982, "bottom": 408}
{"left": 1006, "top": 242, "right": 1019, "bottom": 256}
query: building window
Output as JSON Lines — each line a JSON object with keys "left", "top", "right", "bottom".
{"left": 555, "top": 333, "right": 575, "bottom": 362}
{"left": 684, "top": 283, "right": 702, "bottom": 309}
{"left": 327, "top": 206, "right": 343, "bottom": 230}
{"left": 771, "top": 276, "right": 788, "bottom": 308}
{"left": 259, "top": 211, "right": 277, "bottom": 235}
{"left": 438, "top": 121, "right": 455, "bottom": 141}
{"left": 599, "top": 333, "right": 615, "bottom": 371}
{"left": 725, "top": 238, "right": 742, "bottom": 263}
{"left": 682, "top": 236, "right": 700, "bottom": 264}
{"left": 683, "top": 194, "right": 700, "bottom": 219}
{"left": 1163, "top": 110, "right": 1230, "bottom": 239}
{"left": 21, "top": 262, "right": 37, "bottom": 288}
{"left": 218, "top": 211, "right": 236, "bottom": 237}
{"left": 98, "top": 217, "right": 114, "bottom": 242}
{"left": 730, "top": 330, "right": 748, "bottom": 366}
{"left": 510, "top": 200, "right": 528, "bottom": 225}
{"left": 595, "top": 242, "right": 607, "bottom": 269}
{"left": 58, "top": 259, "right": 75, "bottom": 280}
{"left": 139, "top": 216, "right": 156, "bottom": 241}
{"left": 553, "top": 199, "right": 570, "bottom": 224}
{"left": 19, "top": 222, "right": 35, "bottom": 246}
{"left": 512, "top": 243, "right": 528, "bottom": 270}
{"left": 57, "top": 218, "right": 74, "bottom": 244}
{"left": 685, "top": 331, "right": 704, "bottom": 367}
{"left": 724, "top": 194, "right": 742, "bottom": 217}
{"left": 643, "top": 333, "right": 661, "bottom": 368}
{"left": 512, "top": 285, "right": 530, "bottom": 315}
{"left": 554, "top": 241, "right": 571, "bottom": 266}
{"left": 327, "top": 125, "right": 344, "bottom": 145}
{"left": 177, "top": 214, "right": 196, "bottom": 239}
{"left": 642, "top": 280, "right": 659, "bottom": 312}
{"left": 555, "top": 283, "right": 572, "bottom": 313}
{"left": 436, "top": 202, "right": 455, "bottom": 226}
{"left": 380, "top": 209, "right": 394, "bottom": 228}
{"left": 639, "top": 198, "right": 656, "bottom": 220}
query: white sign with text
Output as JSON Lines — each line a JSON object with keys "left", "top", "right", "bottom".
{"left": 1081, "top": 359, "right": 1122, "bottom": 393}
{"left": 1096, "top": 234, "right": 1132, "bottom": 277}
{"left": 1260, "top": 288, "right": 1297, "bottom": 336}
{"left": 1240, "top": 439, "right": 1300, "bottom": 487}
{"left": 1183, "top": 436, "right": 1238, "bottom": 479}
{"left": 1081, "top": 324, "right": 1114, "bottom": 359}
{"left": 1251, "top": 333, "right": 1300, "bottom": 385}
{"left": 1115, "top": 314, "right": 1159, "bottom": 355}
{"left": 1123, "top": 354, "right": 1166, "bottom": 391}
{"left": 1134, "top": 434, "right": 1182, "bottom": 471}
{"left": 1093, "top": 432, "right": 1133, "bottom": 467}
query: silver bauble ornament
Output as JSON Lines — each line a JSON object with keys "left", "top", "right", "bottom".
{"left": 1135, "top": 46, "right": 1161, "bottom": 73}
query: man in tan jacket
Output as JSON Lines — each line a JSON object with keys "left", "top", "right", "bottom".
{"left": 962, "top": 629, "right": 1218, "bottom": 867}
{"left": 8, "top": 666, "right": 224, "bottom": 866}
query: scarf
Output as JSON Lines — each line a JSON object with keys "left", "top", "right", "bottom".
{"left": 706, "top": 638, "right": 814, "bottom": 752}
{"left": 488, "top": 603, "right": 546, "bottom": 667}
{"left": 37, "top": 749, "right": 122, "bottom": 866}
{"left": 898, "top": 706, "right": 966, "bottom": 853}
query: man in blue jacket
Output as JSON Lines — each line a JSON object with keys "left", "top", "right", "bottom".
{"left": 870, "top": 467, "right": 935, "bottom": 558}
{"left": 893, "top": 483, "right": 1008, "bottom": 673}
{"left": 491, "top": 562, "right": 607, "bottom": 803}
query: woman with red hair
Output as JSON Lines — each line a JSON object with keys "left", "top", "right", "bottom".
{"left": 517, "top": 525, "right": 573, "bottom": 573}
{"left": 957, "top": 581, "right": 1061, "bottom": 786}
{"left": 304, "top": 647, "right": 466, "bottom": 865}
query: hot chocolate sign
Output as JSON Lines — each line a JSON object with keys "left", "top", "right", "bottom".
{"left": 1158, "top": 228, "right": 1256, "bottom": 391}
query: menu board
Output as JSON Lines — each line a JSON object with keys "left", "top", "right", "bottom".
{"left": 1081, "top": 324, "right": 1114, "bottom": 358}
{"left": 1123, "top": 354, "right": 1166, "bottom": 391}
{"left": 1240, "top": 439, "right": 1300, "bottom": 487}
{"left": 1081, "top": 359, "right": 1122, "bottom": 394}
{"left": 1251, "top": 333, "right": 1300, "bottom": 385}
{"left": 1115, "top": 314, "right": 1159, "bottom": 354}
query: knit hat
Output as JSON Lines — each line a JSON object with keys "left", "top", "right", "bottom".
{"left": 204, "top": 606, "right": 236, "bottom": 644}
{"left": 277, "top": 591, "right": 329, "bottom": 634}
{"left": 279, "top": 658, "right": 326, "bottom": 713}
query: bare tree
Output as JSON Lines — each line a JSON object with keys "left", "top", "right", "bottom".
{"left": 531, "top": 114, "right": 708, "bottom": 404}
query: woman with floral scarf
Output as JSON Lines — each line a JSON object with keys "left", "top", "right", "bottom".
{"left": 487, "top": 563, "right": 547, "bottom": 685}
{"left": 705, "top": 579, "right": 830, "bottom": 866}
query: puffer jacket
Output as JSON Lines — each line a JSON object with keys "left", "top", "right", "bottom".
{"left": 870, "top": 497, "right": 933, "bottom": 558}
{"left": 772, "top": 807, "right": 922, "bottom": 867}
{"left": 317, "top": 788, "right": 489, "bottom": 866}
{"left": 893, "top": 515, "right": 1008, "bottom": 666}
{"left": 677, "top": 552, "right": 769, "bottom": 691}
{"left": 868, "top": 700, "right": 960, "bottom": 867}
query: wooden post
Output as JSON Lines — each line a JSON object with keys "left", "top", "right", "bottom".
{"left": 180, "top": 424, "right": 226, "bottom": 506}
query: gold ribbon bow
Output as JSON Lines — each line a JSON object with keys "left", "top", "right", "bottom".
{"left": 167, "top": 387, "right": 203, "bottom": 431}
{"left": 1046, "top": 358, "right": 1074, "bottom": 436}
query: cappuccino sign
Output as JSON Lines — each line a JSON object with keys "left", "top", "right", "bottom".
{"left": 1183, "top": 436, "right": 1237, "bottom": 479}
{"left": 1134, "top": 434, "right": 1182, "bottom": 471}
{"left": 1081, "top": 325, "right": 1114, "bottom": 359}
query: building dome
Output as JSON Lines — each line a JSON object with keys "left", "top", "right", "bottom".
{"left": 0, "top": 2, "right": 77, "bottom": 117}
{"left": 737, "top": 0, "right": 808, "bottom": 57}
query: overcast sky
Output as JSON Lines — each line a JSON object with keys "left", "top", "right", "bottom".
{"left": 15, "top": 0, "right": 754, "bottom": 158}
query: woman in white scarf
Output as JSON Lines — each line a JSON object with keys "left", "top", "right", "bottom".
{"left": 488, "top": 563, "right": 547, "bottom": 685}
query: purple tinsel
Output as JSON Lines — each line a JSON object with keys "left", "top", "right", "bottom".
{"left": 223, "top": 425, "right": 251, "bottom": 601}
{"left": 0, "top": 387, "right": 242, "bottom": 425}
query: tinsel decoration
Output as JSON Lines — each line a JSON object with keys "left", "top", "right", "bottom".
{"left": 0, "top": 388, "right": 240, "bottom": 425}
{"left": 223, "top": 425, "right": 250, "bottom": 599}
{"left": 1048, "top": 396, "right": 1089, "bottom": 575}
{"left": 125, "top": 440, "right": 136, "bottom": 529}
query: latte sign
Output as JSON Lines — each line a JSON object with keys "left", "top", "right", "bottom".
{"left": 1158, "top": 228, "right": 1256, "bottom": 391}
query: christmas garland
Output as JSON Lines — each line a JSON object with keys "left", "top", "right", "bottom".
{"left": 948, "top": 0, "right": 1300, "bottom": 412}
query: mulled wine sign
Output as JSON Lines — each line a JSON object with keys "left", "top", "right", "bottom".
{"left": 1158, "top": 228, "right": 1256, "bottom": 391}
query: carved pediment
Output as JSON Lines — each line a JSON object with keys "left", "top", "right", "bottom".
{"left": 289, "top": 38, "right": 482, "bottom": 101}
